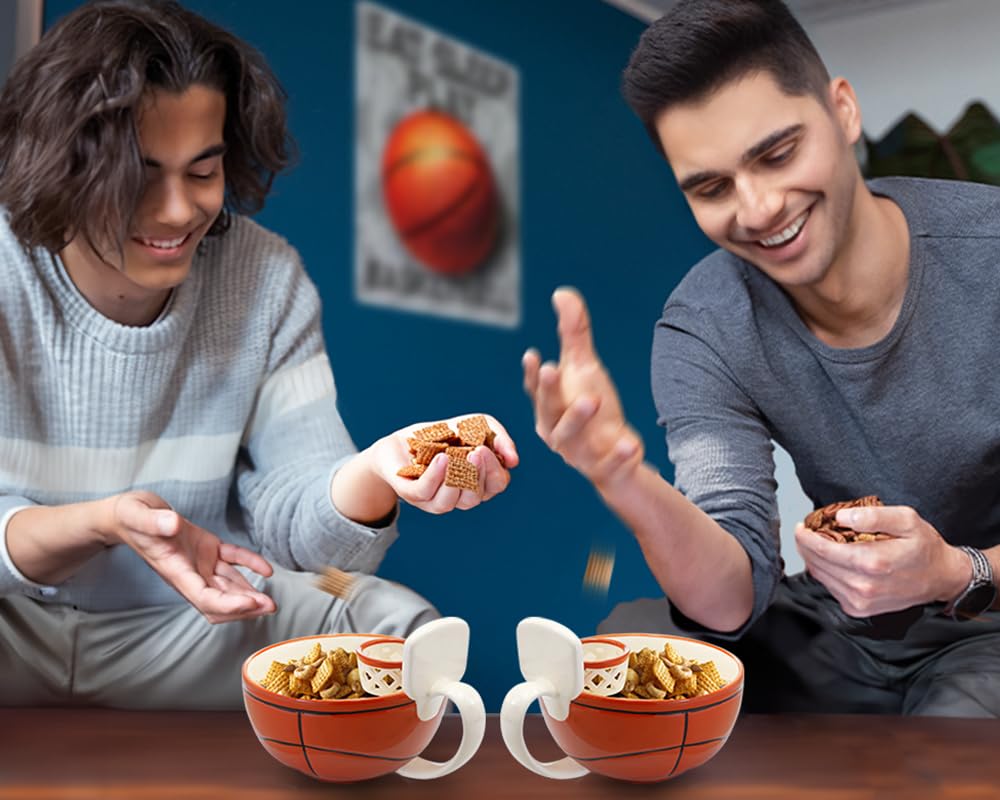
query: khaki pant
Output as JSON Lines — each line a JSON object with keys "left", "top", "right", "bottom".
{"left": 0, "top": 566, "right": 438, "bottom": 710}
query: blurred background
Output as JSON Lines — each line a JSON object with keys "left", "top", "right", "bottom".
{"left": 5, "top": 0, "right": 1000, "bottom": 709}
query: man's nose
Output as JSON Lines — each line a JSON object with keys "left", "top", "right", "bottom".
{"left": 150, "top": 177, "right": 196, "bottom": 228}
{"left": 734, "top": 175, "right": 782, "bottom": 234}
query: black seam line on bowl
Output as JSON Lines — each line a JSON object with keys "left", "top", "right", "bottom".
{"left": 244, "top": 689, "right": 414, "bottom": 714}
{"left": 258, "top": 736, "right": 421, "bottom": 762}
{"left": 298, "top": 712, "right": 317, "bottom": 777}
{"left": 566, "top": 736, "right": 726, "bottom": 763}
{"left": 570, "top": 688, "right": 742, "bottom": 716}
{"left": 669, "top": 710, "right": 689, "bottom": 777}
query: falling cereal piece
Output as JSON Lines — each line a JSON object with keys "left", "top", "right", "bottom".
{"left": 582, "top": 546, "right": 615, "bottom": 596}
{"left": 314, "top": 566, "right": 357, "bottom": 601}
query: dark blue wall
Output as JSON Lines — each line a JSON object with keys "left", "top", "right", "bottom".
{"left": 44, "top": 0, "right": 713, "bottom": 709}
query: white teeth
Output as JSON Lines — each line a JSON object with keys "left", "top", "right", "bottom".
{"left": 760, "top": 212, "right": 808, "bottom": 247}
{"left": 140, "top": 235, "right": 187, "bottom": 249}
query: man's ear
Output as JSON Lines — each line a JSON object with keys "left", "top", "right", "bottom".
{"left": 827, "top": 77, "right": 863, "bottom": 146}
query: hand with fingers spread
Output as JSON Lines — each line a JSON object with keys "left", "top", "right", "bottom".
{"left": 109, "top": 491, "right": 276, "bottom": 624}
{"left": 794, "top": 503, "right": 971, "bottom": 618}
{"left": 333, "top": 413, "right": 519, "bottom": 519}
{"left": 523, "top": 287, "right": 644, "bottom": 490}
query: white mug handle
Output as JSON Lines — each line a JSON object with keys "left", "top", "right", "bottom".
{"left": 499, "top": 617, "right": 589, "bottom": 780}
{"left": 395, "top": 618, "right": 485, "bottom": 780}
{"left": 395, "top": 678, "right": 485, "bottom": 779}
{"left": 500, "top": 679, "right": 588, "bottom": 779}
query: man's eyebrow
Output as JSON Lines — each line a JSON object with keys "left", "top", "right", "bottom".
{"left": 143, "top": 143, "right": 227, "bottom": 168}
{"left": 742, "top": 124, "right": 802, "bottom": 164}
{"left": 677, "top": 124, "right": 803, "bottom": 193}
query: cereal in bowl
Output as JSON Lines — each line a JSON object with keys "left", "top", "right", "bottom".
{"left": 259, "top": 642, "right": 369, "bottom": 700}
{"left": 615, "top": 642, "right": 726, "bottom": 701}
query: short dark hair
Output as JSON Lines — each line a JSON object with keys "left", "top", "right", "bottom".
{"left": 622, "top": 0, "right": 830, "bottom": 157}
{"left": 0, "top": 0, "right": 294, "bottom": 255}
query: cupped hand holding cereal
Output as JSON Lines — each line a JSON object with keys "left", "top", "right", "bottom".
{"left": 380, "top": 414, "right": 517, "bottom": 514}
{"left": 795, "top": 501, "right": 969, "bottom": 618}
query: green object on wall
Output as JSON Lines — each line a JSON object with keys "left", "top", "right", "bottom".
{"left": 865, "top": 101, "right": 1000, "bottom": 185}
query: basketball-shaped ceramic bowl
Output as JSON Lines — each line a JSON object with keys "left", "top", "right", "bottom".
{"left": 242, "top": 634, "right": 444, "bottom": 782}
{"left": 542, "top": 634, "right": 743, "bottom": 782}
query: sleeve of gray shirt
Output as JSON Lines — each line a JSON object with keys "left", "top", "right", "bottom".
{"left": 236, "top": 250, "right": 398, "bottom": 575}
{"left": 652, "top": 303, "right": 784, "bottom": 637}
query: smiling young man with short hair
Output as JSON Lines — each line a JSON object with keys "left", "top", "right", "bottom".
{"left": 524, "top": 0, "right": 1000, "bottom": 715}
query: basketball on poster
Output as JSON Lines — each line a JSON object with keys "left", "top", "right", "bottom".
{"left": 354, "top": 2, "right": 520, "bottom": 327}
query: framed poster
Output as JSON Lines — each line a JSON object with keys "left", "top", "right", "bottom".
{"left": 354, "top": 1, "right": 520, "bottom": 328}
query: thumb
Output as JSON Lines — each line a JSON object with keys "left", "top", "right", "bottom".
{"left": 116, "top": 494, "right": 178, "bottom": 537}
{"left": 553, "top": 286, "right": 598, "bottom": 365}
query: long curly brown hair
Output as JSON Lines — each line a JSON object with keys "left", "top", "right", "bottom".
{"left": 0, "top": 0, "right": 294, "bottom": 255}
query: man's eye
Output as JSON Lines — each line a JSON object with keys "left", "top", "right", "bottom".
{"left": 697, "top": 181, "right": 729, "bottom": 199}
{"left": 190, "top": 172, "right": 217, "bottom": 180}
{"left": 764, "top": 145, "right": 795, "bottom": 164}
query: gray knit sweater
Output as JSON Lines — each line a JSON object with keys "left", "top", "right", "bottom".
{"left": 0, "top": 212, "right": 398, "bottom": 610}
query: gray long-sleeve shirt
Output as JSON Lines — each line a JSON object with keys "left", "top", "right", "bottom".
{"left": 0, "top": 212, "right": 397, "bottom": 610}
{"left": 655, "top": 176, "right": 1000, "bottom": 640}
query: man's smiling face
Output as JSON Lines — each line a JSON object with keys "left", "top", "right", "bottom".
{"left": 655, "top": 71, "right": 863, "bottom": 289}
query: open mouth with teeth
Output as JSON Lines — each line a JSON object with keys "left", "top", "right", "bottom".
{"left": 134, "top": 233, "right": 191, "bottom": 251}
{"left": 758, "top": 210, "right": 809, "bottom": 249}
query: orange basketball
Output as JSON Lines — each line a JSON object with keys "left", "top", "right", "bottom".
{"left": 381, "top": 109, "right": 499, "bottom": 276}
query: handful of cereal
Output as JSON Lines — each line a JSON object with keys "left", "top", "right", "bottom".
{"left": 804, "top": 495, "right": 892, "bottom": 543}
{"left": 260, "top": 642, "right": 371, "bottom": 700}
{"left": 396, "top": 415, "right": 501, "bottom": 491}
{"left": 615, "top": 643, "right": 725, "bottom": 701}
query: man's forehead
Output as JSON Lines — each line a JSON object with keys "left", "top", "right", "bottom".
{"left": 654, "top": 75, "right": 819, "bottom": 171}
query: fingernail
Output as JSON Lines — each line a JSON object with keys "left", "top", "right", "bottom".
{"left": 838, "top": 509, "right": 858, "bottom": 526}
{"left": 155, "top": 510, "right": 175, "bottom": 534}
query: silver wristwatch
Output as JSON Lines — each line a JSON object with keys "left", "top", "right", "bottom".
{"left": 944, "top": 546, "right": 996, "bottom": 621}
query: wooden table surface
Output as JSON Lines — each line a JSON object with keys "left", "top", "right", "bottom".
{"left": 1, "top": 710, "right": 998, "bottom": 799}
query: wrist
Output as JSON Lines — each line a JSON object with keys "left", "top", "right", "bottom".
{"left": 937, "top": 545, "right": 973, "bottom": 603}
{"left": 330, "top": 447, "right": 397, "bottom": 525}
{"left": 91, "top": 497, "right": 121, "bottom": 547}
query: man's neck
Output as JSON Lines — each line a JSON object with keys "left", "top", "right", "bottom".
{"left": 788, "top": 191, "right": 910, "bottom": 349}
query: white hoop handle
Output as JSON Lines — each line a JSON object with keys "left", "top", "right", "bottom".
{"left": 498, "top": 617, "right": 589, "bottom": 780}
{"left": 500, "top": 679, "right": 588, "bottom": 779}
{"left": 394, "top": 618, "right": 485, "bottom": 780}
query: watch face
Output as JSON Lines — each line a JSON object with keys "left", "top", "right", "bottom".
{"left": 954, "top": 584, "right": 997, "bottom": 619}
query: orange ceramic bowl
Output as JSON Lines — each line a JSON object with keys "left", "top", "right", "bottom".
{"left": 242, "top": 634, "right": 445, "bottom": 782}
{"left": 542, "top": 634, "right": 744, "bottom": 783}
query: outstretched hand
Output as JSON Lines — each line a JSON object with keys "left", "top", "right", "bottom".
{"left": 795, "top": 504, "right": 970, "bottom": 617}
{"left": 110, "top": 491, "right": 276, "bottom": 623}
{"left": 523, "top": 287, "right": 643, "bottom": 490}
